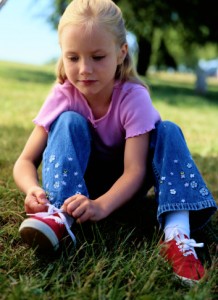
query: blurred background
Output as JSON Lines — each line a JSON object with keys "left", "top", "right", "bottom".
{"left": 0, "top": 0, "right": 60, "bottom": 65}
{"left": 0, "top": 0, "right": 218, "bottom": 94}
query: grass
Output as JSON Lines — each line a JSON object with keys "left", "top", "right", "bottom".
{"left": 0, "top": 61, "right": 217, "bottom": 300}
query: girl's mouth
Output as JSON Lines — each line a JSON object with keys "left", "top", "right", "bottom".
{"left": 79, "top": 80, "right": 97, "bottom": 85}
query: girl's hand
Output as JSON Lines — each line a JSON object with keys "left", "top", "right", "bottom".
{"left": 24, "top": 186, "right": 50, "bottom": 214}
{"left": 61, "top": 194, "right": 105, "bottom": 223}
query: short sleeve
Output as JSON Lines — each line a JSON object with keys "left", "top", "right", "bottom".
{"left": 119, "top": 86, "right": 161, "bottom": 138}
{"left": 33, "top": 83, "right": 70, "bottom": 132}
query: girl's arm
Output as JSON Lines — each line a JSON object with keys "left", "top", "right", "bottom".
{"left": 95, "top": 132, "right": 150, "bottom": 217}
{"left": 63, "top": 132, "right": 150, "bottom": 222}
{"left": 13, "top": 125, "right": 49, "bottom": 213}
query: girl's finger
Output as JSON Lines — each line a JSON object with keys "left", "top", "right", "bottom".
{"left": 35, "top": 190, "right": 48, "bottom": 203}
{"left": 72, "top": 204, "right": 86, "bottom": 219}
{"left": 63, "top": 195, "right": 78, "bottom": 205}
{"left": 65, "top": 200, "right": 81, "bottom": 215}
{"left": 76, "top": 209, "right": 93, "bottom": 223}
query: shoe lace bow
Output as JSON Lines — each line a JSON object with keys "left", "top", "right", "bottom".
{"left": 27, "top": 204, "right": 76, "bottom": 245}
{"left": 174, "top": 232, "right": 204, "bottom": 259}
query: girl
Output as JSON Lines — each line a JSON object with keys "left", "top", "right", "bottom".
{"left": 13, "top": 0, "right": 217, "bottom": 285}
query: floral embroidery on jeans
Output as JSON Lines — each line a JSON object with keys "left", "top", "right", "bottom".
{"left": 180, "top": 171, "right": 185, "bottom": 179}
{"left": 54, "top": 182, "right": 60, "bottom": 189}
{"left": 63, "top": 170, "right": 68, "bottom": 177}
{"left": 170, "top": 189, "right": 176, "bottom": 195}
{"left": 190, "top": 181, "right": 198, "bottom": 189}
{"left": 199, "top": 187, "right": 209, "bottom": 196}
{"left": 187, "top": 163, "right": 192, "bottom": 168}
{"left": 49, "top": 155, "right": 56, "bottom": 163}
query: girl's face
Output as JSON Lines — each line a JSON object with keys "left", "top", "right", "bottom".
{"left": 60, "top": 23, "right": 127, "bottom": 103}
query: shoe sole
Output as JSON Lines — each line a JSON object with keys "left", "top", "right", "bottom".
{"left": 19, "top": 218, "right": 59, "bottom": 252}
{"left": 158, "top": 252, "right": 201, "bottom": 286}
{"left": 174, "top": 273, "right": 200, "bottom": 286}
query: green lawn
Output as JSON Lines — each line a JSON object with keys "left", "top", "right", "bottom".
{"left": 0, "top": 61, "right": 217, "bottom": 300}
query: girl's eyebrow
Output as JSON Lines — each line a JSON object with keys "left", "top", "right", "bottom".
{"left": 64, "top": 51, "right": 77, "bottom": 55}
{"left": 64, "top": 49, "right": 106, "bottom": 55}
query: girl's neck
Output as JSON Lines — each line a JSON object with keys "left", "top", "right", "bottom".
{"left": 83, "top": 80, "right": 115, "bottom": 119}
{"left": 87, "top": 95, "right": 112, "bottom": 119}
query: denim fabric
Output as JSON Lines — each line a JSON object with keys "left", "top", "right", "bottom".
{"left": 42, "top": 111, "right": 92, "bottom": 208}
{"left": 149, "top": 121, "right": 217, "bottom": 229}
{"left": 42, "top": 112, "right": 217, "bottom": 230}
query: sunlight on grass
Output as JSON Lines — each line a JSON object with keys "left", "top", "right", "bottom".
{"left": 0, "top": 61, "right": 55, "bottom": 128}
{"left": 0, "top": 61, "right": 217, "bottom": 300}
{"left": 147, "top": 71, "right": 218, "bottom": 157}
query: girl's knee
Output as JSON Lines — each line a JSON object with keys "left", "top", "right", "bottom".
{"left": 57, "top": 111, "right": 86, "bottom": 124}
{"left": 52, "top": 111, "right": 89, "bottom": 132}
{"left": 156, "top": 120, "right": 182, "bottom": 135}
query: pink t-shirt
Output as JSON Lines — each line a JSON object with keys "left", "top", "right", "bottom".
{"left": 34, "top": 80, "right": 161, "bottom": 155}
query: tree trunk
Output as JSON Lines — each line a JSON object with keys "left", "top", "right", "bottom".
{"left": 137, "top": 36, "right": 152, "bottom": 76}
{"left": 0, "top": 0, "right": 8, "bottom": 9}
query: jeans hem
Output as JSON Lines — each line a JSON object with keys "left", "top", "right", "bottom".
{"left": 157, "top": 199, "right": 217, "bottom": 215}
{"left": 157, "top": 198, "right": 217, "bottom": 229}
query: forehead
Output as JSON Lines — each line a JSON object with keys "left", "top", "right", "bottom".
{"left": 60, "top": 23, "right": 116, "bottom": 51}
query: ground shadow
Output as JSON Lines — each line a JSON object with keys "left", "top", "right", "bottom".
{"left": 150, "top": 83, "right": 218, "bottom": 106}
{"left": 0, "top": 65, "right": 55, "bottom": 85}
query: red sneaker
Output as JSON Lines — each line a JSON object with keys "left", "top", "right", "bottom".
{"left": 19, "top": 204, "right": 76, "bottom": 252}
{"left": 160, "top": 231, "right": 205, "bottom": 285}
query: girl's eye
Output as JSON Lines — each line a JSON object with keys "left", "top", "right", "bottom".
{"left": 69, "top": 56, "right": 79, "bottom": 62}
{"left": 93, "top": 56, "right": 105, "bottom": 61}
{"left": 67, "top": 55, "right": 105, "bottom": 62}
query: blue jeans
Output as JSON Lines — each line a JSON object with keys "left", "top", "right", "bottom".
{"left": 42, "top": 112, "right": 217, "bottom": 230}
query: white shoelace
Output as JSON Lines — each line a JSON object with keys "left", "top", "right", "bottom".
{"left": 27, "top": 204, "right": 76, "bottom": 245}
{"left": 171, "top": 229, "right": 204, "bottom": 259}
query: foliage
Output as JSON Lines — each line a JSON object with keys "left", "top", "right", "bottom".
{"left": 47, "top": 0, "right": 69, "bottom": 29}
{"left": 116, "top": 0, "right": 218, "bottom": 45}
{"left": 0, "top": 61, "right": 217, "bottom": 300}
{"left": 44, "top": 0, "right": 218, "bottom": 74}
{"left": 117, "top": 0, "right": 218, "bottom": 71}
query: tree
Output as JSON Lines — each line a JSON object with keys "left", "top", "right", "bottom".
{"left": 47, "top": 0, "right": 69, "bottom": 28}
{"left": 46, "top": 0, "right": 218, "bottom": 75}
{"left": 115, "top": 0, "right": 175, "bottom": 74}
{"left": 0, "top": 0, "right": 8, "bottom": 9}
{"left": 116, "top": 0, "right": 218, "bottom": 75}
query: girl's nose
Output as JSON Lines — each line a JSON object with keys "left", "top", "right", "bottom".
{"left": 80, "top": 59, "right": 92, "bottom": 75}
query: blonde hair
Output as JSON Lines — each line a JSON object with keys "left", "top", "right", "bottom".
{"left": 56, "top": 0, "right": 146, "bottom": 87}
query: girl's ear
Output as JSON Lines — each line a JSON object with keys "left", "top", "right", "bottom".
{"left": 117, "top": 43, "right": 128, "bottom": 65}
